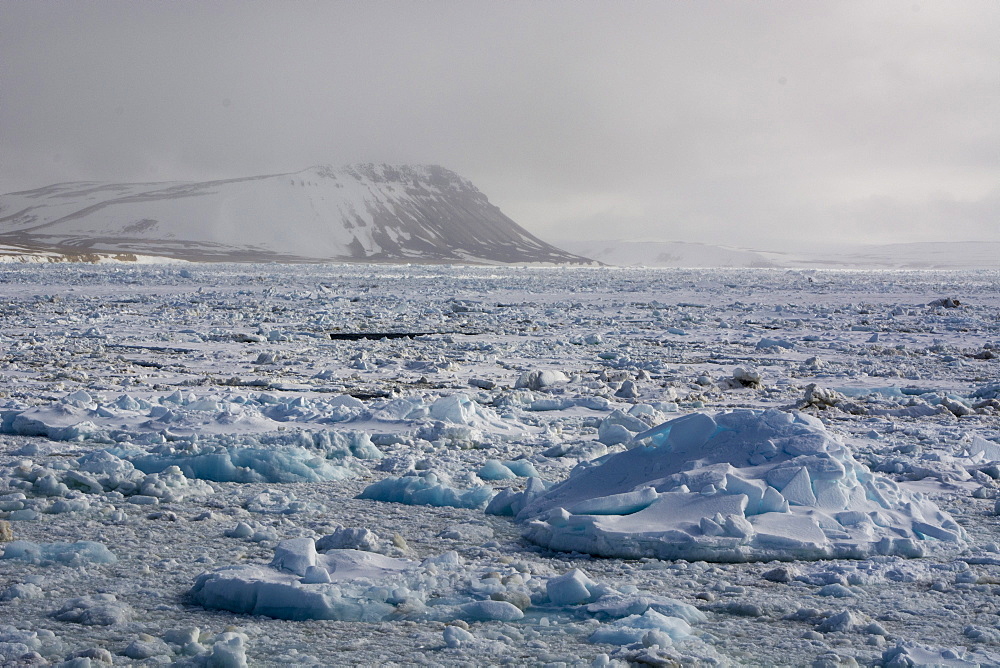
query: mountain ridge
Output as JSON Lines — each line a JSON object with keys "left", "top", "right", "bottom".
{"left": 0, "top": 164, "right": 591, "bottom": 265}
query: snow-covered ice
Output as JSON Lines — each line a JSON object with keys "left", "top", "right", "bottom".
{"left": 518, "top": 409, "right": 965, "bottom": 561}
{"left": 0, "top": 263, "right": 999, "bottom": 665}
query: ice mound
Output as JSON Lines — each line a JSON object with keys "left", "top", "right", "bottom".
{"left": 588, "top": 608, "right": 692, "bottom": 646}
{"left": 375, "top": 393, "right": 526, "bottom": 446}
{"left": 517, "top": 409, "right": 966, "bottom": 561}
{"left": 190, "top": 538, "right": 529, "bottom": 623}
{"left": 1, "top": 390, "right": 383, "bottom": 484}
{"left": 358, "top": 469, "right": 495, "bottom": 509}
{"left": 191, "top": 543, "right": 415, "bottom": 621}
{"left": 882, "top": 641, "right": 1000, "bottom": 667}
{"left": 189, "top": 536, "right": 707, "bottom": 645}
{"left": 1, "top": 540, "right": 116, "bottom": 566}
{"left": 1, "top": 389, "right": 379, "bottom": 447}
{"left": 110, "top": 429, "right": 378, "bottom": 483}
{"left": 51, "top": 593, "right": 131, "bottom": 626}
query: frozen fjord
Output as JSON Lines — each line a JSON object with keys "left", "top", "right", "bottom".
{"left": 0, "top": 264, "right": 999, "bottom": 666}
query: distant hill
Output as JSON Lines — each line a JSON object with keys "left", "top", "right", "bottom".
{"left": 0, "top": 164, "right": 591, "bottom": 265}
{"left": 560, "top": 239, "right": 1000, "bottom": 270}
{"left": 559, "top": 240, "right": 777, "bottom": 268}
{"left": 758, "top": 241, "right": 1000, "bottom": 270}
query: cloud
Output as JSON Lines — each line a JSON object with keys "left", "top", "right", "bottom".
{"left": 1, "top": 0, "right": 997, "bottom": 249}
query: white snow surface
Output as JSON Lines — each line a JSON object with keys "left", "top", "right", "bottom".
{"left": 0, "top": 263, "right": 999, "bottom": 666}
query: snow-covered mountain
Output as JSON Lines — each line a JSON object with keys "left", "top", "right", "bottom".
{"left": 0, "top": 164, "right": 590, "bottom": 264}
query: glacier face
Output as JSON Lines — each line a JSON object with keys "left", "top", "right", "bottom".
{"left": 0, "top": 163, "right": 590, "bottom": 264}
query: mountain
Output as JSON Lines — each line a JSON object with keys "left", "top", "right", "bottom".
{"left": 758, "top": 241, "right": 1000, "bottom": 270}
{"left": 559, "top": 239, "right": 1000, "bottom": 270}
{"left": 0, "top": 164, "right": 590, "bottom": 264}
{"left": 558, "top": 240, "right": 778, "bottom": 268}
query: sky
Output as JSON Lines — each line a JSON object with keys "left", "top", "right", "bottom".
{"left": 1, "top": 1, "right": 997, "bottom": 251}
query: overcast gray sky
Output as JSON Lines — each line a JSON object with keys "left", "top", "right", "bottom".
{"left": 2, "top": 1, "right": 997, "bottom": 250}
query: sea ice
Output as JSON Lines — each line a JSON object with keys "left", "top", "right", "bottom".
{"left": 191, "top": 538, "right": 532, "bottom": 624}
{"left": 881, "top": 640, "right": 1000, "bottom": 667}
{"left": 190, "top": 547, "right": 413, "bottom": 621}
{"left": 1, "top": 540, "right": 116, "bottom": 566}
{"left": 588, "top": 608, "right": 692, "bottom": 646}
{"left": 51, "top": 594, "right": 131, "bottom": 626}
{"left": 358, "top": 469, "right": 495, "bottom": 509}
{"left": 517, "top": 409, "right": 966, "bottom": 561}
{"left": 1, "top": 263, "right": 998, "bottom": 665}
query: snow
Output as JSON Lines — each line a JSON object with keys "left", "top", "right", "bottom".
{"left": 0, "top": 262, "right": 999, "bottom": 665}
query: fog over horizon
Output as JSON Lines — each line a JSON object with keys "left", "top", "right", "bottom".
{"left": 2, "top": 1, "right": 997, "bottom": 252}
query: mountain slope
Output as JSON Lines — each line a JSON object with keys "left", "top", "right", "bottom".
{"left": 0, "top": 164, "right": 590, "bottom": 264}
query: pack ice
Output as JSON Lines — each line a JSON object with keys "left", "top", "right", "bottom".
{"left": 188, "top": 534, "right": 711, "bottom": 646}
{"left": 516, "top": 409, "right": 966, "bottom": 561}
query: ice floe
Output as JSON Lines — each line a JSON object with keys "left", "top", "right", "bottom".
{"left": 190, "top": 535, "right": 709, "bottom": 654}
{"left": 517, "top": 409, "right": 966, "bottom": 561}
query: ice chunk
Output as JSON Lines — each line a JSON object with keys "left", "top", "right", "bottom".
{"left": 225, "top": 522, "right": 255, "bottom": 539}
{"left": 588, "top": 609, "right": 692, "bottom": 645}
{"left": 51, "top": 594, "right": 131, "bottom": 625}
{"left": 190, "top": 556, "right": 409, "bottom": 621}
{"left": 970, "top": 436, "right": 1000, "bottom": 462}
{"left": 191, "top": 541, "right": 531, "bottom": 625}
{"left": 0, "top": 582, "right": 43, "bottom": 601}
{"left": 358, "top": 470, "right": 495, "bottom": 509}
{"left": 316, "top": 526, "right": 382, "bottom": 553}
{"left": 518, "top": 409, "right": 965, "bottom": 561}
{"left": 756, "top": 337, "right": 795, "bottom": 350}
{"left": 271, "top": 538, "right": 317, "bottom": 577}
{"left": 584, "top": 595, "right": 707, "bottom": 624}
{"left": 597, "top": 422, "right": 634, "bottom": 446}
{"left": 122, "top": 442, "right": 363, "bottom": 483}
{"left": 443, "top": 624, "right": 474, "bottom": 648}
{"left": 503, "top": 459, "right": 539, "bottom": 478}
{"left": 515, "top": 370, "right": 569, "bottom": 391}
{"left": 430, "top": 394, "right": 478, "bottom": 424}
{"left": 478, "top": 460, "right": 516, "bottom": 481}
{"left": 597, "top": 409, "right": 652, "bottom": 445}
{"left": 882, "top": 641, "right": 1000, "bottom": 667}
{"left": 123, "top": 635, "right": 172, "bottom": 660}
{"left": 457, "top": 600, "right": 524, "bottom": 622}
{"left": 207, "top": 631, "right": 249, "bottom": 668}
{"left": 546, "top": 568, "right": 599, "bottom": 605}
{"left": 568, "top": 487, "right": 658, "bottom": 516}
{"left": 1, "top": 540, "right": 116, "bottom": 566}
{"left": 485, "top": 477, "right": 552, "bottom": 517}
